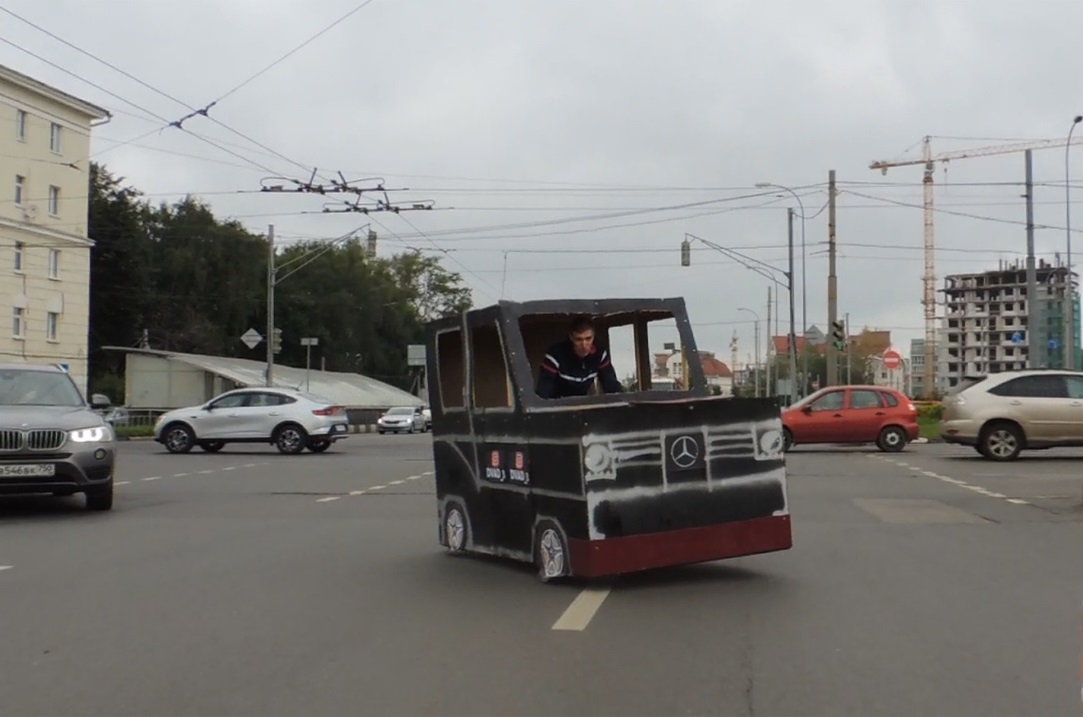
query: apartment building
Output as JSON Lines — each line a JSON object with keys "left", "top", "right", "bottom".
{"left": 939, "top": 258, "right": 1080, "bottom": 388}
{"left": 1, "top": 63, "right": 110, "bottom": 394}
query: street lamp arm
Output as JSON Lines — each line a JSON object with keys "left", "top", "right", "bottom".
{"left": 685, "top": 233, "right": 789, "bottom": 282}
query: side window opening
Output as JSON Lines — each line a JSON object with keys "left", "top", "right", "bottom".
{"left": 470, "top": 322, "right": 512, "bottom": 408}
{"left": 436, "top": 329, "right": 465, "bottom": 409}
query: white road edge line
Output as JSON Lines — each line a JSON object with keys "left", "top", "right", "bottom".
{"left": 552, "top": 587, "right": 612, "bottom": 631}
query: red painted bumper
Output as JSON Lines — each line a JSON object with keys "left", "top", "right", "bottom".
{"left": 567, "top": 514, "right": 792, "bottom": 578}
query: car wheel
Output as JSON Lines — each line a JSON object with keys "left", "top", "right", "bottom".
{"left": 782, "top": 427, "right": 794, "bottom": 452}
{"left": 535, "top": 521, "right": 569, "bottom": 583}
{"left": 199, "top": 441, "right": 225, "bottom": 452}
{"left": 85, "top": 484, "right": 113, "bottom": 511}
{"left": 163, "top": 423, "right": 195, "bottom": 454}
{"left": 274, "top": 424, "right": 308, "bottom": 454}
{"left": 444, "top": 502, "right": 468, "bottom": 553}
{"left": 877, "top": 426, "right": 908, "bottom": 452}
{"left": 980, "top": 421, "right": 1023, "bottom": 461}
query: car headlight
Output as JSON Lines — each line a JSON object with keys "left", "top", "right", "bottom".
{"left": 69, "top": 425, "right": 112, "bottom": 443}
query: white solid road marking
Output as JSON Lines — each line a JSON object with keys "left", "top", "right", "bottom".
{"left": 552, "top": 587, "right": 612, "bottom": 631}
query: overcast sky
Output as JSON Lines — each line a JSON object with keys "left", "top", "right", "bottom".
{"left": 4, "top": 0, "right": 1081, "bottom": 376}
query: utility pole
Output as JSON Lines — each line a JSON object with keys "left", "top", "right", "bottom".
{"left": 787, "top": 208, "right": 798, "bottom": 404}
{"left": 1025, "top": 149, "right": 1039, "bottom": 368}
{"left": 766, "top": 285, "right": 773, "bottom": 397}
{"left": 826, "top": 169, "right": 839, "bottom": 385}
{"left": 266, "top": 224, "right": 275, "bottom": 387}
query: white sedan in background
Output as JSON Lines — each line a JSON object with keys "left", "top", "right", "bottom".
{"left": 377, "top": 406, "right": 427, "bottom": 433}
{"left": 154, "top": 387, "right": 350, "bottom": 454}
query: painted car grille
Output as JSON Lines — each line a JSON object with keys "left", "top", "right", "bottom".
{"left": 582, "top": 419, "right": 783, "bottom": 484}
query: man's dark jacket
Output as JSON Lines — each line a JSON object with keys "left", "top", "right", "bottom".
{"left": 536, "top": 340, "right": 623, "bottom": 398}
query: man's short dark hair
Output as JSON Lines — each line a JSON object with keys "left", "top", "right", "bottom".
{"left": 569, "top": 314, "right": 594, "bottom": 334}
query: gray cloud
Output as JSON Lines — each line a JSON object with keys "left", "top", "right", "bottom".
{"left": 4, "top": 0, "right": 1081, "bottom": 375}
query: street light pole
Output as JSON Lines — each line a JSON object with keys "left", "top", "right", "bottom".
{"left": 1065, "top": 115, "right": 1082, "bottom": 370}
{"left": 756, "top": 182, "right": 807, "bottom": 396}
{"left": 786, "top": 208, "right": 798, "bottom": 405}
{"left": 682, "top": 232, "right": 793, "bottom": 401}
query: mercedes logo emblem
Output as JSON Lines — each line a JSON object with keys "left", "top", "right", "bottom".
{"left": 670, "top": 434, "right": 699, "bottom": 469}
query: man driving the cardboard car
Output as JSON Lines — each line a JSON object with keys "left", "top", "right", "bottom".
{"left": 536, "top": 315, "right": 624, "bottom": 399}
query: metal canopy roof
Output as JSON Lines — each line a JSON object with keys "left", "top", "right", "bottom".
{"left": 103, "top": 347, "right": 423, "bottom": 409}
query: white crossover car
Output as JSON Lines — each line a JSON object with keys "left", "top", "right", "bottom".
{"left": 154, "top": 387, "right": 350, "bottom": 454}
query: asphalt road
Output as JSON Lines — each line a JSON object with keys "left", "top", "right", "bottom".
{"left": 0, "top": 434, "right": 1080, "bottom": 716}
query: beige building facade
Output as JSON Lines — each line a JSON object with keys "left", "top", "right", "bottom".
{"left": 0, "top": 63, "right": 110, "bottom": 394}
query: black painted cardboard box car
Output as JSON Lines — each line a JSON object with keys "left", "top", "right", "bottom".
{"left": 425, "top": 297, "right": 792, "bottom": 582}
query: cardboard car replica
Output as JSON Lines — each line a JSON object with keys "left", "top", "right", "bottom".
{"left": 425, "top": 297, "right": 792, "bottom": 582}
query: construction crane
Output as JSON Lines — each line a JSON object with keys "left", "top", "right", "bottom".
{"left": 869, "top": 134, "right": 1083, "bottom": 399}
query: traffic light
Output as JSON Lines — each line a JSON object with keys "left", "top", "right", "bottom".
{"left": 680, "top": 239, "right": 691, "bottom": 267}
{"left": 830, "top": 320, "right": 845, "bottom": 351}
{"left": 272, "top": 327, "right": 282, "bottom": 354}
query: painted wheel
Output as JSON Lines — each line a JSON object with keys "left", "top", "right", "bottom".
{"left": 445, "top": 503, "right": 467, "bottom": 552}
{"left": 877, "top": 426, "right": 907, "bottom": 452}
{"left": 980, "top": 422, "right": 1023, "bottom": 461}
{"left": 535, "top": 523, "right": 568, "bottom": 582}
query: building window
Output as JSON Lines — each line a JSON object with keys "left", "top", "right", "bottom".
{"left": 46, "top": 311, "right": 58, "bottom": 341}
{"left": 48, "top": 249, "right": 59, "bottom": 278}
{"left": 15, "top": 109, "right": 26, "bottom": 141}
{"left": 48, "top": 185, "right": 59, "bottom": 216}
{"left": 14, "top": 175, "right": 24, "bottom": 205}
{"left": 13, "top": 242, "right": 22, "bottom": 271}
{"left": 49, "top": 122, "right": 62, "bottom": 154}
{"left": 12, "top": 307, "right": 24, "bottom": 338}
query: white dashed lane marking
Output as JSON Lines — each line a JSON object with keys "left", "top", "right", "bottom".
{"left": 115, "top": 462, "right": 270, "bottom": 488}
{"left": 0, "top": 565, "right": 12, "bottom": 572}
{"left": 314, "top": 471, "right": 433, "bottom": 503}
{"left": 869, "top": 455, "right": 1031, "bottom": 506}
{"left": 553, "top": 587, "right": 612, "bottom": 631}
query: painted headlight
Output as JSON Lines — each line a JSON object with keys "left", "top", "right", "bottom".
{"left": 69, "top": 426, "right": 111, "bottom": 443}
{"left": 758, "top": 428, "right": 782, "bottom": 454}
{"left": 583, "top": 442, "right": 611, "bottom": 472}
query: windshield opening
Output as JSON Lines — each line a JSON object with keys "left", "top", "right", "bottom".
{"left": 0, "top": 369, "right": 85, "bottom": 407}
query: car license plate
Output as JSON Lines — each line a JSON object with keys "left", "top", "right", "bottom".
{"left": 0, "top": 464, "right": 56, "bottom": 477}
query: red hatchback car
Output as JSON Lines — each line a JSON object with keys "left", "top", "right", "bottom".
{"left": 781, "top": 385, "right": 919, "bottom": 452}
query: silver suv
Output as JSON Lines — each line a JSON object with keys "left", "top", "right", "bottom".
{"left": 940, "top": 368, "right": 1083, "bottom": 460}
{"left": 0, "top": 363, "right": 116, "bottom": 510}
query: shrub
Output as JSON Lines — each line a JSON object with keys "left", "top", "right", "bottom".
{"left": 916, "top": 402, "right": 943, "bottom": 420}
